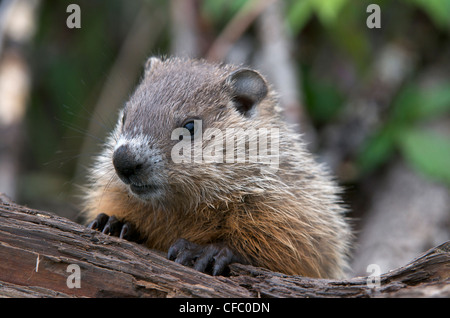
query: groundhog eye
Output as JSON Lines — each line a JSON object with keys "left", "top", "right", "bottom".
{"left": 183, "top": 121, "right": 195, "bottom": 137}
{"left": 122, "top": 113, "right": 126, "bottom": 126}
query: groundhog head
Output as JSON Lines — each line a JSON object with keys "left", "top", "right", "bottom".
{"left": 109, "top": 57, "right": 278, "bottom": 209}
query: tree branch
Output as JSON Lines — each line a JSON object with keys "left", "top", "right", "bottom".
{"left": 0, "top": 194, "right": 448, "bottom": 298}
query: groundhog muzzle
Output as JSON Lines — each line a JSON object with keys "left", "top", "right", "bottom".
{"left": 83, "top": 56, "right": 351, "bottom": 278}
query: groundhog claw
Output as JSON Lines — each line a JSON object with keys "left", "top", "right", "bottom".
{"left": 88, "top": 212, "right": 109, "bottom": 231}
{"left": 168, "top": 238, "right": 242, "bottom": 276}
{"left": 88, "top": 213, "right": 142, "bottom": 242}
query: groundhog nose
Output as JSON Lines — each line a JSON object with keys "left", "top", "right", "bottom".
{"left": 112, "top": 145, "right": 142, "bottom": 184}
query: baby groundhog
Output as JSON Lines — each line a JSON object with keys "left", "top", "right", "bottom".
{"left": 84, "top": 56, "right": 351, "bottom": 278}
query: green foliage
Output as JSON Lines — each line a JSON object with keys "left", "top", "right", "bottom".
{"left": 287, "top": 0, "right": 349, "bottom": 33}
{"left": 399, "top": 129, "right": 450, "bottom": 183}
{"left": 202, "top": 0, "right": 248, "bottom": 26}
{"left": 287, "top": 0, "right": 450, "bottom": 33}
{"left": 302, "top": 68, "right": 344, "bottom": 124}
{"left": 358, "top": 124, "right": 397, "bottom": 175}
{"left": 359, "top": 82, "right": 450, "bottom": 184}
{"left": 28, "top": 1, "right": 124, "bottom": 171}
{"left": 286, "top": 0, "right": 313, "bottom": 33}
{"left": 407, "top": 0, "right": 450, "bottom": 29}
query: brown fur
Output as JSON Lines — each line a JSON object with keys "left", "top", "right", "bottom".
{"left": 82, "top": 57, "right": 351, "bottom": 278}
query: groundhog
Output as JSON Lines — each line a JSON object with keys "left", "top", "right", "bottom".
{"left": 83, "top": 56, "right": 351, "bottom": 278}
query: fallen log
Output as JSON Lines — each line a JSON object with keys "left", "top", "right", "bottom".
{"left": 0, "top": 194, "right": 448, "bottom": 298}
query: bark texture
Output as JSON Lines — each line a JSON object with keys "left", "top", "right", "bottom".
{"left": 0, "top": 194, "right": 448, "bottom": 298}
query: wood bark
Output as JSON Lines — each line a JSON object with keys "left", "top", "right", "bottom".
{"left": 0, "top": 194, "right": 448, "bottom": 298}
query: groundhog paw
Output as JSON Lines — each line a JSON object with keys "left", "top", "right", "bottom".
{"left": 88, "top": 213, "right": 142, "bottom": 242}
{"left": 167, "top": 238, "right": 243, "bottom": 276}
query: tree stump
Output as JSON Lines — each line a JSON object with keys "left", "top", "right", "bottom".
{"left": 0, "top": 194, "right": 448, "bottom": 298}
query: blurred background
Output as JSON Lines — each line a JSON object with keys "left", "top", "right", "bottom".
{"left": 0, "top": 0, "right": 449, "bottom": 277}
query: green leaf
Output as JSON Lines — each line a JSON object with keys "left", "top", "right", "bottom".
{"left": 286, "top": 0, "right": 314, "bottom": 34}
{"left": 390, "top": 83, "right": 421, "bottom": 123}
{"left": 391, "top": 82, "right": 450, "bottom": 124}
{"left": 312, "top": 0, "right": 348, "bottom": 26}
{"left": 202, "top": 0, "right": 247, "bottom": 24}
{"left": 406, "top": 0, "right": 450, "bottom": 29}
{"left": 398, "top": 128, "right": 450, "bottom": 184}
{"left": 286, "top": 0, "right": 349, "bottom": 33}
{"left": 412, "top": 84, "right": 450, "bottom": 121}
{"left": 303, "top": 74, "right": 344, "bottom": 124}
{"left": 358, "top": 82, "right": 450, "bottom": 179}
{"left": 358, "top": 125, "right": 397, "bottom": 174}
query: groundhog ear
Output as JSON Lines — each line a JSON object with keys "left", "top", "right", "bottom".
{"left": 144, "top": 57, "right": 162, "bottom": 76}
{"left": 227, "top": 69, "right": 268, "bottom": 117}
